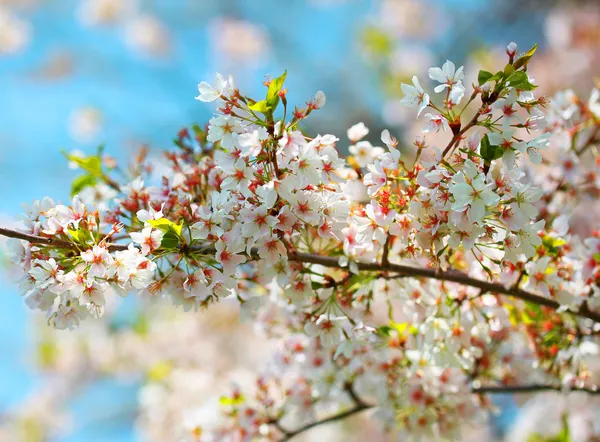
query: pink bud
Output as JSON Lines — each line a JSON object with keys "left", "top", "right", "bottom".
{"left": 506, "top": 42, "right": 517, "bottom": 57}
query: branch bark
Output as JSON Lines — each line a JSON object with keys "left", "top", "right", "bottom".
{"left": 288, "top": 252, "right": 600, "bottom": 323}
{"left": 273, "top": 383, "right": 600, "bottom": 441}
{"left": 473, "top": 384, "right": 600, "bottom": 395}
{"left": 0, "top": 227, "right": 130, "bottom": 252}
{"left": 2, "top": 226, "right": 600, "bottom": 322}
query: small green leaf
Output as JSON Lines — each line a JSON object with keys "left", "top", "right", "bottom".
{"left": 480, "top": 134, "right": 503, "bottom": 163}
{"left": 507, "top": 71, "right": 537, "bottom": 91}
{"left": 311, "top": 281, "right": 324, "bottom": 290}
{"left": 376, "top": 325, "right": 392, "bottom": 337}
{"left": 219, "top": 394, "right": 245, "bottom": 407}
{"left": 361, "top": 25, "right": 393, "bottom": 57}
{"left": 160, "top": 231, "right": 180, "bottom": 249}
{"left": 478, "top": 70, "right": 493, "bottom": 85}
{"left": 513, "top": 43, "right": 538, "bottom": 70}
{"left": 266, "top": 70, "right": 287, "bottom": 103}
{"left": 489, "top": 71, "right": 505, "bottom": 82}
{"left": 248, "top": 99, "right": 272, "bottom": 113}
{"left": 132, "top": 314, "right": 150, "bottom": 336}
{"left": 71, "top": 174, "right": 97, "bottom": 197}
{"left": 390, "top": 321, "right": 408, "bottom": 334}
{"left": 147, "top": 361, "right": 172, "bottom": 382}
{"left": 503, "top": 64, "right": 515, "bottom": 76}
{"left": 67, "top": 228, "right": 84, "bottom": 243}
{"left": 63, "top": 152, "right": 103, "bottom": 177}
{"left": 147, "top": 218, "right": 183, "bottom": 237}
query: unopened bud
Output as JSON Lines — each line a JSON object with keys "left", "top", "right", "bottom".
{"left": 506, "top": 42, "right": 517, "bottom": 56}
{"left": 506, "top": 42, "right": 517, "bottom": 63}
{"left": 313, "top": 90, "right": 326, "bottom": 109}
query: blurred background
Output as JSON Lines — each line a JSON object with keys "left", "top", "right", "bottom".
{"left": 1, "top": 0, "right": 600, "bottom": 441}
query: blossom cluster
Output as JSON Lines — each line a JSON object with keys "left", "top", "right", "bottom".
{"left": 4, "top": 42, "right": 600, "bottom": 440}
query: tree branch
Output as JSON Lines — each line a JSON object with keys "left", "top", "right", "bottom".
{"left": 277, "top": 403, "right": 372, "bottom": 441}
{"left": 272, "top": 382, "right": 600, "bottom": 441}
{"left": 441, "top": 109, "right": 482, "bottom": 157}
{"left": 289, "top": 252, "right": 600, "bottom": 323}
{"left": 2, "top": 226, "right": 600, "bottom": 322}
{"left": 473, "top": 384, "right": 600, "bottom": 395}
{"left": 0, "top": 227, "right": 130, "bottom": 252}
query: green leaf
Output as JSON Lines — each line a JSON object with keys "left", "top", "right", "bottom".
{"left": 480, "top": 134, "right": 503, "bottom": 163}
{"left": 542, "top": 235, "right": 567, "bottom": 255}
{"left": 390, "top": 321, "right": 408, "bottom": 334}
{"left": 503, "top": 63, "right": 515, "bottom": 77}
{"left": 527, "top": 413, "right": 571, "bottom": 442}
{"left": 376, "top": 325, "right": 392, "bottom": 337}
{"left": 311, "top": 281, "right": 325, "bottom": 290}
{"left": 219, "top": 394, "right": 245, "bottom": 407}
{"left": 63, "top": 152, "right": 103, "bottom": 177}
{"left": 67, "top": 228, "right": 86, "bottom": 243}
{"left": 489, "top": 71, "right": 505, "bottom": 82}
{"left": 147, "top": 218, "right": 183, "bottom": 237}
{"left": 361, "top": 25, "right": 393, "bottom": 57}
{"left": 594, "top": 253, "right": 600, "bottom": 263}
{"left": 248, "top": 99, "right": 272, "bottom": 113}
{"left": 147, "top": 361, "right": 172, "bottom": 382}
{"left": 477, "top": 70, "right": 493, "bottom": 85}
{"left": 514, "top": 43, "right": 538, "bottom": 70}
{"left": 71, "top": 174, "right": 97, "bottom": 197}
{"left": 160, "top": 231, "right": 180, "bottom": 249}
{"left": 266, "top": 70, "right": 287, "bottom": 104}
{"left": 132, "top": 314, "right": 150, "bottom": 336}
{"left": 507, "top": 71, "right": 537, "bottom": 91}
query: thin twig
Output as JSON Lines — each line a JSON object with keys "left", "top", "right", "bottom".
{"left": 278, "top": 403, "right": 373, "bottom": 442}
{"left": 473, "top": 384, "right": 600, "bottom": 395}
{"left": 273, "top": 382, "right": 600, "bottom": 441}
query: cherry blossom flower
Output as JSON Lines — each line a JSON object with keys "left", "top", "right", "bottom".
{"left": 347, "top": 122, "right": 369, "bottom": 142}
{"left": 400, "top": 75, "right": 430, "bottom": 117}
{"left": 130, "top": 226, "right": 164, "bottom": 255}
{"left": 428, "top": 60, "right": 464, "bottom": 93}
{"left": 196, "top": 73, "right": 228, "bottom": 103}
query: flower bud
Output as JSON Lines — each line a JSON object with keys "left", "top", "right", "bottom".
{"left": 313, "top": 90, "right": 326, "bottom": 109}
{"left": 506, "top": 42, "right": 517, "bottom": 63}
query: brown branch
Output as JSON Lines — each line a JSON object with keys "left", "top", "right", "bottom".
{"left": 473, "top": 384, "right": 600, "bottom": 395}
{"left": 277, "top": 403, "right": 372, "bottom": 441}
{"left": 273, "top": 382, "right": 600, "bottom": 441}
{"left": 2, "top": 226, "right": 600, "bottom": 323}
{"left": 288, "top": 252, "right": 600, "bottom": 323}
{"left": 441, "top": 109, "right": 482, "bottom": 157}
{"left": 0, "top": 227, "right": 130, "bottom": 252}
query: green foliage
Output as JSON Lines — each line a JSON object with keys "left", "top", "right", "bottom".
{"left": 219, "top": 394, "right": 245, "bottom": 407}
{"left": 67, "top": 227, "right": 87, "bottom": 243}
{"left": 377, "top": 321, "right": 418, "bottom": 338}
{"left": 513, "top": 43, "right": 538, "bottom": 70}
{"left": 361, "top": 25, "right": 393, "bottom": 58}
{"left": 63, "top": 146, "right": 106, "bottom": 196}
{"left": 506, "top": 71, "right": 537, "bottom": 91}
{"left": 528, "top": 413, "right": 571, "bottom": 442}
{"left": 71, "top": 174, "right": 98, "bottom": 197}
{"left": 477, "top": 70, "right": 504, "bottom": 86}
{"left": 542, "top": 235, "right": 567, "bottom": 256}
{"left": 147, "top": 218, "right": 183, "bottom": 237}
{"left": 478, "top": 70, "right": 493, "bottom": 85}
{"left": 147, "top": 219, "right": 184, "bottom": 249}
{"left": 480, "top": 134, "right": 503, "bottom": 163}
{"left": 248, "top": 70, "right": 287, "bottom": 116}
